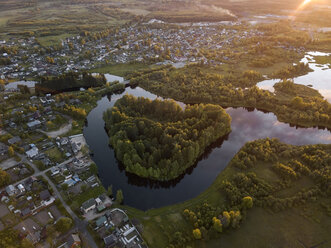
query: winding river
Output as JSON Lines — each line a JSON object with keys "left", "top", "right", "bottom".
{"left": 83, "top": 86, "right": 331, "bottom": 210}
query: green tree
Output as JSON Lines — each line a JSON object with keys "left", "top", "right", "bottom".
{"left": 55, "top": 217, "right": 73, "bottom": 234}
{"left": 116, "top": 189, "right": 124, "bottom": 204}
{"left": 61, "top": 184, "right": 68, "bottom": 191}
{"left": 89, "top": 163, "right": 98, "bottom": 175}
{"left": 107, "top": 185, "right": 113, "bottom": 197}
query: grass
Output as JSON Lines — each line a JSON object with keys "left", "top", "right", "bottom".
{"left": 314, "top": 55, "right": 331, "bottom": 65}
{"left": 44, "top": 147, "right": 64, "bottom": 163}
{"left": 37, "top": 33, "right": 72, "bottom": 47}
{"left": 90, "top": 63, "right": 150, "bottom": 77}
{"left": 70, "top": 186, "right": 105, "bottom": 207}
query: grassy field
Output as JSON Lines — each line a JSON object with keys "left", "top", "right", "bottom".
{"left": 44, "top": 147, "right": 64, "bottom": 163}
{"left": 90, "top": 63, "right": 150, "bottom": 77}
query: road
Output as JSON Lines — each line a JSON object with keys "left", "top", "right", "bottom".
{"left": 2, "top": 154, "right": 98, "bottom": 248}
{"left": 45, "top": 173, "right": 98, "bottom": 248}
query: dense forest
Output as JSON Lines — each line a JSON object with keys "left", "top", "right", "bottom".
{"left": 103, "top": 95, "right": 231, "bottom": 180}
{"left": 128, "top": 66, "right": 331, "bottom": 129}
{"left": 35, "top": 71, "right": 106, "bottom": 94}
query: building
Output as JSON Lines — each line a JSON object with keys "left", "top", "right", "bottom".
{"left": 26, "top": 147, "right": 39, "bottom": 158}
{"left": 27, "top": 120, "right": 41, "bottom": 129}
{"left": 39, "top": 190, "right": 51, "bottom": 201}
{"left": 5, "top": 185, "right": 16, "bottom": 196}
{"left": 0, "top": 142, "right": 8, "bottom": 155}
{"left": 95, "top": 216, "right": 107, "bottom": 229}
{"left": 17, "top": 184, "right": 25, "bottom": 193}
{"left": 65, "top": 234, "right": 81, "bottom": 248}
{"left": 8, "top": 136, "right": 21, "bottom": 145}
{"left": 104, "top": 234, "right": 117, "bottom": 247}
{"left": 81, "top": 198, "right": 96, "bottom": 214}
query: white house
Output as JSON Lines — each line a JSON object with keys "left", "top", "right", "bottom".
{"left": 26, "top": 147, "right": 39, "bottom": 158}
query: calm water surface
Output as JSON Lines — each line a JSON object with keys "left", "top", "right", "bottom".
{"left": 84, "top": 86, "right": 331, "bottom": 210}
{"left": 258, "top": 51, "right": 331, "bottom": 102}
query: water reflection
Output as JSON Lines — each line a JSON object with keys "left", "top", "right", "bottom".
{"left": 258, "top": 51, "right": 331, "bottom": 102}
{"left": 84, "top": 87, "right": 331, "bottom": 210}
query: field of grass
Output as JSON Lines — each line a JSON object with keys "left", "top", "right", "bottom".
{"left": 90, "top": 63, "right": 150, "bottom": 77}
{"left": 0, "top": 1, "right": 135, "bottom": 42}
{"left": 314, "top": 55, "right": 331, "bottom": 65}
{"left": 37, "top": 33, "right": 72, "bottom": 47}
{"left": 44, "top": 147, "right": 64, "bottom": 163}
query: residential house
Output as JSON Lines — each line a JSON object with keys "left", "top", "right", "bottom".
{"left": 21, "top": 207, "right": 32, "bottom": 218}
{"left": 81, "top": 198, "right": 96, "bottom": 214}
{"left": 17, "top": 184, "right": 25, "bottom": 194}
{"left": 104, "top": 234, "right": 117, "bottom": 247}
{"left": 5, "top": 185, "right": 16, "bottom": 196}
{"left": 0, "top": 142, "right": 8, "bottom": 155}
{"left": 27, "top": 120, "right": 41, "bottom": 130}
{"left": 39, "top": 190, "right": 51, "bottom": 201}
{"left": 8, "top": 136, "right": 21, "bottom": 145}
{"left": 95, "top": 215, "right": 107, "bottom": 229}
{"left": 66, "top": 234, "right": 81, "bottom": 248}
{"left": 26, "top": 147, "right": 39, "bottom": 158}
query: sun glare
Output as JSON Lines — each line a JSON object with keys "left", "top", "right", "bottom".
{"left": 290, "top": 0, "right": 314, "bottom": 19}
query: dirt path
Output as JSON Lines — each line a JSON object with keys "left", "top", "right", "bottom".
{"left": 39, "top": 118, "right": 73, "bottom": 138}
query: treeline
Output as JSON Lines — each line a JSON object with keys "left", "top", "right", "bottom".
{"left": 224, "top": 138, "right": 331, "bottom": 212}
{"left": 35, "top": 71, "right": 106, "bottom": 94}
{"left": 128, "top": 66, "right": 331, "bottom": 129}
{"left": 270, "top": 62, "right": 312, "bottom": 79}
{"left": 103, "top": 95, "right": 231, "bottom": 180}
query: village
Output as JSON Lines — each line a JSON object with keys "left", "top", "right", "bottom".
{"left": 0, "top": 84, "right": 147, "bottom": 247}
{"left": 0, "top": 20, "right": 266, "bottom": 80}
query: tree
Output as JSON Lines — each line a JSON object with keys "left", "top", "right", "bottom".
{"left": 192, "top": 228, "right": 202, "bottom": 239}
{"left": 107, "top": 185, "right": 113, "bottom": 197}
{"left": 222, "top": 211, "right": 231, "bottom": 228}
{"left": 212, "top": 217, "right": 223, "bottom": 233}
{"left": 8, "top": 146, "right": 15, "bottom": 157}
{"left": 55, "top": 217, "right": 73, "bottom": 234}
{"left": 61, "top": 184, "right": 68, "bottom": 191}
{"left": 242, "top": 196, "right": 253, "bottom": 209}
{"left": 89, "top": 163, "right": 98, "bottom": 175}
{"left": 116, "top": 189, "right": 124, "bottom": 204}
{"left": 0, "top": 169, "right": 10, "bottom": 187}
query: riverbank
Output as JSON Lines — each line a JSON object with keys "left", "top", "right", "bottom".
{"left": 121, "top": 139, "right": 331, "bottom": 248}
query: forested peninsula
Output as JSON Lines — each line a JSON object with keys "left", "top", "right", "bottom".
{"left": 103, "top": 95, "right": 231, "bottom": 180}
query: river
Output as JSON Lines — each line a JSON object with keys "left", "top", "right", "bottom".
{"left": 83, "top": 85, "right": 331, "bottom": 210}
